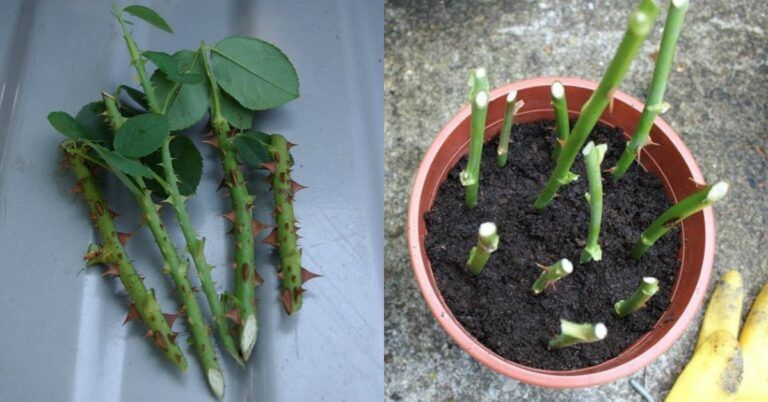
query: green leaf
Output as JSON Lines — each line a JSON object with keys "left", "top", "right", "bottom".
{"left": 234, "top": 131, "right": 272, "bottom": 167}
{"left": 92, "top": 144, "right": 154, "bottom": 178}
{"left": 48, "top": 112, "right": 90, "bottom": 141}
{"left": 74, "top": 102, "right": 110, "bottom": 142}
{"left": 123, "top": 5, "right": 173, "bottom": 33}
{"left": 211, "top": 36, "right": 299, "bottom": 110}
{"left": 220, "top": 90, "right": 253, "bottom": 129}
{"left": 153, "top": 50, "right": 209, "bottom": 131}
{"left": 143, "top": 136, "right": 203, "bottom": 196}
{"left": 113, "top": 113, "right": 170, "bottom": 158}
{"left": 119, "top": 85, "right": 149, "bottom": 110}
{"left": 144, "top": 50, "right": 203, "bottom": 84}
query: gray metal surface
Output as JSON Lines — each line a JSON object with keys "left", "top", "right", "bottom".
{"left": 0, "top": 1, "right": 383, "bottom": 401}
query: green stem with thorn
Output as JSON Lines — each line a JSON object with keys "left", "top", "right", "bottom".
{"left": 66, "top": 144, "right": 187, "bottom": 371}
{"left": 200, "top": 45, "right": 259, "bottom": 359}
{"left": 533, "top": 0, "right": 660, "bottom": 209}
{"left": 551, "top": 81, "right": 569, "bottom": 161}
{"left": 497, "top": 90, "right": 522, "bottom": 167}
{"left": 113, "top": 4, "right": 160, "bottom": 112}
{"left": 612, "top": 0, "right": 688, "bottom": 181}
{"left": 466, "top": 222, "right": 499, "bottom": 275}
{"left": 270, "top": 134, "right": 307, "bottom": 314}
{"left": 461, "top": 89, "right": 489, "bottom": 209}
{"left": 631, "top": 181, "right": 728, "bottom": 260}
{"left": 532, "top": 258, "right": 573, "bottom": 295}
{"left": 548, "top": 319, "right": 608, "bottom": 349}
{"left": 580, "top": 142, "right": 607, "bottom": 263}
{"left": 102, "top": 101, "right": 224, "bottom": 399}
{"left": 614, "top": 277, "right": 659, "bottom": 317}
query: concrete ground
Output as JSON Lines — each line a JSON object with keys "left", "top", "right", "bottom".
{"left": 384, "top": 0, "right": 768, "bottom": 400}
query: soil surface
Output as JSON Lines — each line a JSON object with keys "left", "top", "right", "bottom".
{"left": 425, "top": 120, "right": 681, "bottom": 370}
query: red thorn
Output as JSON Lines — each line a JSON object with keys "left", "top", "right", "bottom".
{"left": 252, "top": 219, "right": 267, "bottom": 234}
{"left": 276, "top": 271, "right": 284, "bottom": 280}
{"left": 275, "top": 204, "right": 284, "bottom": 214}
{"left": 145, "top": 329, "right": 155, "bottom": 339}
{"left": 70, "top": 181, "right": 84, "bottom": 194}
{"left": 301, "top": 268, "right": 321, "bottom": 283}
{"left": 280, "top": 289, "right": 293, "bottom": 315}
{"left": 117, "top": 232, "right": 133, "bottom": 246}
{"left": 604, "top": 166, "right": 616, "bottom": 174}
{"left": 153, "top": 332, "right": 167, "bottom": 350}
{"left": 83, "top": 248, "right": 100, "bottom": 263}
{"left": 260, "top": 161, "right": 276, "bottom": 174}
{"left": 253, "top": 271, "right": 263, "bottom": 286}
{"left": 224, "top": 308, "right": 241, "bottom": 325}
{"left": 264, "top": 174, "right": 275, "bottom": 185}
{"left": 101, "top": 264, "right": 120, "bottom": 277}
{"left": 216, "top": 178, "right": 229, "bottom": 191}
{"left": 123, "top": 303, "right": 141, "bottom": 326}
{"left": 295, "top": 287, "right": 306, "bottom": 297}
{"left": 261, "top": 229, "right": 279, "bottom": 246}
{"left": 290, "top": 180, "right": 307, "bottom": 194}
{"left": 286, "top": 141, "right": 296, "bottom": 149}
{"left": 164, "top": 312, "right": 181, "bottom": 328}
{"left": 202, "top": 137, "right": 220, "bottom": 149}
{"left": 221, "top": 210, "right": 237, "bottom": 223}
{"left": 108, "top": 209, "right": 120, "bottom": 219}
{"left": 169, "top": 332, "right": 179, "bottom": 343}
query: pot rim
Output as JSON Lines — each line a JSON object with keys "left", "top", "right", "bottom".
{"left": 406, "top": 77, "right": 716, "bottom": 388}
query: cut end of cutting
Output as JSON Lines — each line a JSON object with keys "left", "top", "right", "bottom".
{"left": 207, "top": 368, "right": 225, "bottom": 400}
{"left": 475, "top": 91, "right": 489, "bottom": 108}
{"left": 560, "top": 258, "right": 573, "bottom": 274}
{"left": 506, "top": 89, "right": 518, "bottom": 103}
{"left": 582, "top": 141, "right": 596, "bottom": 156}
{"left": 478, "top": 222, "right": 497, "bottom": 238}
{"left": 475, "top": 67, "right": 486, "bottom": 80}
{"left": 643, "top": 277, "right": 658, "bottom": 285}
{"left": 551, "top": 81, "right": 565, "bottom": 99}
{"left": 240, "top": 315, "right": 258, "bottom": 361}
{"left": 706, "top": 182, "right": 729, "bottom": 203}
{"left": 672, "top": 0, "right": 689, "bottom": 9}
{"left": 594, "top": 323, "right": 608, "bottom": 339}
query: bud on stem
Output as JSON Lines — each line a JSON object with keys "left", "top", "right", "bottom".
{"left": 614, "top": 277, "right": 660, "bottom": 317}
{"left": 461, "top": 68, "right": 490, "bottom": 209}
{"left": 497, "top": 90, "right": 523, "bottom": 167}
{"left": 466, "top": 222, "right": 499, "bottom": 275}
{"left": 548, "top": 319, "right": 608, "bottom": 350}
{"left": 550, "top": 81, "right": 569, "bottom": 161}
{"left": 580, "top": 142, "right": 607, "bottom": 263}
{"left": 612, "top": 0, "right": 688, "bottom": 181}
{"left": 532, "top": 258, "right": 573, "bottom": 295}
{"left": 631, "top": 181, "right": 728, "bottom": 260}
{"left": 533, "top": 0, "right": 660, "bottom": 209}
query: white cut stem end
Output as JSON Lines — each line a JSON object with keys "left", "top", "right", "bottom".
{"left": 594, "top": 323, "right": 608, "bottom": 339}
{"left": 551, "top": 81, "right": 565, "bottom": 99}
{"left": 643, "top": 277, "right": 658, "bottom": 285}
{"left": 506, "top": 89, "right": 518, "bottom": 103}
{"left": 475, "top": 91, "right": 489, "bottom": 108}
{"left": 560, "top": 258, "right": 573, "bottom": 274}
{"left": 706, "top": 182, "right": 729, "bottom": 203}
{"left": 240, "top": 314, "right": 258, "bottom": 361}
{"left": 479, "top": 222, "right": 497, "bottom": 238}
{"left": 207, "top": 368, "right": 225, "bottom": 400}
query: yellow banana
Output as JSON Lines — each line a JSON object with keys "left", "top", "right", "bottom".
{"left": 696, "top": 270, "right": 744, "bottom": 351}
{"left": 736, "top": 282, "right": 768, "bottom": 401}
{"left": 665, "top": 330, "right": 743, "bottom": 402}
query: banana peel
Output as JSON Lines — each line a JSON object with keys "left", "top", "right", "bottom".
{"left": 666, "top": 270, "right": 768, "bottom": 401}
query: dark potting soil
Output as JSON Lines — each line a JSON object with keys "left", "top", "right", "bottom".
{"left": 425, "top": 120, "right": 681, "bottom": 370}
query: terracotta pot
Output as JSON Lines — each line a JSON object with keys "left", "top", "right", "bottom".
{"left": 407, "top": 77, "right": 716, "bottom": 388}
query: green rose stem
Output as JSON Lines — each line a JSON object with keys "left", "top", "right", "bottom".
{"left": 550, "top": 81, "right": 569, "bottom": 161}
{"left": 461, "top": 90, "right": 489, "bottom": 208}
{"left": 102, "top": 99, "right": 224, "bottom": 400}
{"left": 199, "top": 46, "right": 260, "bottom": 359}
{"left": 612, "top": 0, "right": 689, "bottom": 181}
{"left": 115, "top": 8, "right": 237, "bottom": 373}
{"left": 533, "top": 0, "right": 660, "bottom": 209}
{"left": 268, "top": 134, "right": 313, "bottom": 314}
{"left": 614, "top": 277, "right": 660, "bottom": 317}
{"left": 531, "top": 258, "right": 573, "bottom": 295}
{"left": 631, "top": 181, "right": 728, "bottom": 260}
{"left": 580, "top": 142, "right": 607, "bottom": 263}
{"left": 497, "top": 90, "right": 523, "bottom": 167}
{"left": 65, "top": 143, "right": 187, "bottom": 371}
{"left": 548, "top": 319, "right": 608, "bottom": 350}
{"left": 466, "top": 222, "right": 499, "bottom": 275}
